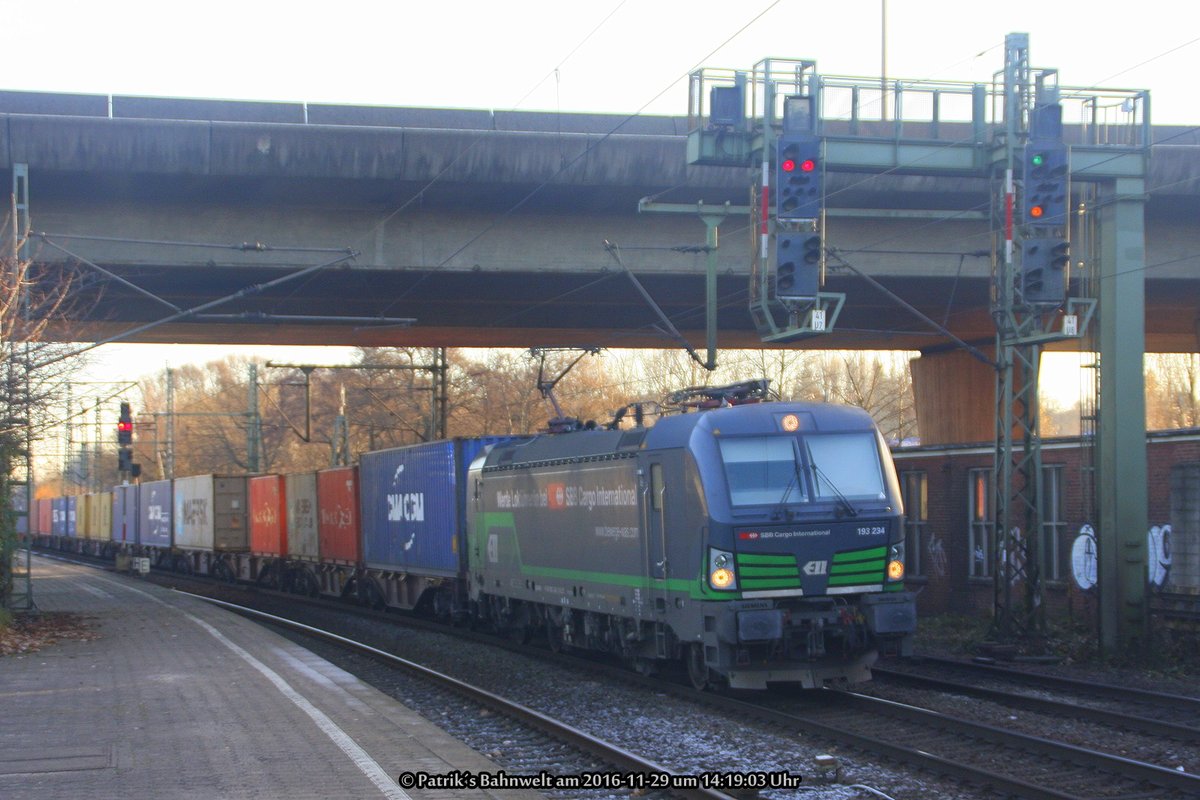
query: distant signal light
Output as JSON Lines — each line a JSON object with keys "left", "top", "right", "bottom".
{"left": 1029, "top": 204, "right": 1045, "bottom": 219}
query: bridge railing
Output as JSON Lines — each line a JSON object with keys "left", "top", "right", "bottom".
{"left": 687, "top": 63, "right": 1150, "bottom": 159}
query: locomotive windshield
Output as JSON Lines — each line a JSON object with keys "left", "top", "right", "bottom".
{"left": 719, "top": 432, "right": 886, "bottom": 507}
{"left": 718, "top": 437, "right": 805, "bottom": 506}
{"left": 805, "top": 432, "right": 887, "bottom": 500}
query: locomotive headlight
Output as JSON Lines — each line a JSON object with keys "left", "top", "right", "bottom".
{"left": 887, "top": 542, "right": 905, "bottom": 581}
{"left": 709, "top": 548, "right": 737, "bottom": 591}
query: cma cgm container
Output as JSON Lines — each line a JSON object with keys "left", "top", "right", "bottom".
{"left": 112, "top": 485, "right": 139, "bottom": 544}
{"left": 249, "top": 475, "right": 287, "bottom": 556}
{"left": 138, "top": 480, "right": 172, "bottom": 548}
{"left": 52, "top": 497, "right": 67, "bottom": 536}
{"left": 359, "top": 438, "right": 514, "bottom": 576}
{"left": 174, "top": 475, "right": 249, "bottom": 551}
{"left": 286, "top": 472, "right": 319, "bottom": 560}
{"left": 317, "top": 466, "right": 359, "bottom": 563}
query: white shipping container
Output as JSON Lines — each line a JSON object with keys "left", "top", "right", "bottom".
{"left": 174, "top": 475, "right": 216, "bottom": 550}
{"left": 286, "top": 472, "right": 319, "bottom": 560}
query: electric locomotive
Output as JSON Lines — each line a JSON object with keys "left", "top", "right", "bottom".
{"left": 467, "top": 383, "right": 916, "bottom": 689}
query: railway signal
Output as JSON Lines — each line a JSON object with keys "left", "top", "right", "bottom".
{"left": 117, "top": 402, "right": 133, "bottom": 446}
{"left": 1020, "top": 235, "right": 1069, "bottom": 305}
{"left": 775, "top": 231, "right": 822, "bottom": 300}
{"left": 1023, "top": 141, "right": 1069, "bottom": 227}
{"left": 776, "top": 135, "right": 822, "bottom": 220}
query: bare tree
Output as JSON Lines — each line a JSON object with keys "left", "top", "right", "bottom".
{"left": 2, "top": 221, "right": 87, "bottom": 606}
{"left": 1146, "top": 353, "right": 1200, "bottom": 431}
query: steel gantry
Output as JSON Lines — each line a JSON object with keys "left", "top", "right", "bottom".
{"left": 685, "top": 34, "right": 1150, "bottom": 652}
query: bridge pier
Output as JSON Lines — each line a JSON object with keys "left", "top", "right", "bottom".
{"left": 910, "top": 349, "right": 996, "bottom": 446}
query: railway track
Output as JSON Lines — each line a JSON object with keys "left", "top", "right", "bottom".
{"left": 181, "top": 592, "right": 743, "bottom": 800}
{"left": 871, "top": 666, "right": 1200, "bottom": 743}
{"left": 879, "top": 655, "right": 1200, "bottom": 737}
{"left": 729, "top": 689, "right": 1200, "bottom": 800}
{"left": 43, "top": 550, "right": 1200, "bottom": 798}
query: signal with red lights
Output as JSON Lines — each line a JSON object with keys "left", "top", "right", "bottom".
{"left": 775, "top": 135, "right": 822, "bottom": 220}
{"left": 117, "top": 401, "right": 133, "bottom": 446}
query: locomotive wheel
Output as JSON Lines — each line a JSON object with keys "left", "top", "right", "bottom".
{"left": 546, "top": 619, "right": 564, "bottom": 653}
{"left": 686, "top": 643, "right": 710, "bottom": 691}
{"left": 509, "top": 624, "right": 531, "bottom": 645}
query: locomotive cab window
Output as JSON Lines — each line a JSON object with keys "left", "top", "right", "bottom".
{"left": 718, "top": 437, "right": 804, "bottom": 507}
{"left": 805, "top": 433, "right": 886, "bottom": 499}
{"left": 650, "top": 463, "right": 664, "bottom": 512}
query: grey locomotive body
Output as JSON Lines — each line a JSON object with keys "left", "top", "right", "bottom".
{"left": 468, "top": 400, "right": 916, "bottom": 689}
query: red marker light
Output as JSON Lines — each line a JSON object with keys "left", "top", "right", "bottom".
{"left": 117, "top": 421, "right": 132, "bottom": 433}
{"left": 799, "top": 159, "right": 816, "bottom": 172}
{"left": 781, "top": 158, "right": 796, "bottom": 172}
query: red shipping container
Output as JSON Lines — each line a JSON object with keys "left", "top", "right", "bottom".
{"left": 317, "top": 466, "right": 359, "bottom": 563}
{"left": 249, "top": 475, "right": 288, "bottom": 556}
{"left": 37, "top": 497, "right": 52, "bottom": 535}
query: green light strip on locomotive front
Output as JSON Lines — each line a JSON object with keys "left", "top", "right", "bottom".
{"left": 832, "top": 545, "right": 887, "bottom": 564}
{"left": 739, "top": 565, "right": 801, "bottom": 577}
{"left": 827, "top": 545, "right": 887, "bottom": 586}
{"left": 736, "top": 553, "right": 796, "bottom": 565}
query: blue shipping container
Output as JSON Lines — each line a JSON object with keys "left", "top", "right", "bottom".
{"left": 51, "top": 497, "right": 66, "bottom": 536}
{"left": 139, "top": 479, "right": 172, "bottom": 547}
{"left": 359, "top": 437, "right": 515, "bottom": 576}
{"left": 112, "top": 484, "right": 139, "bottom": 544}
{"left": 66, "top": 496, "right": 78, "bottom": 537}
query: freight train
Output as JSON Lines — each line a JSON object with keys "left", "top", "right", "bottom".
{"left": 29, "top": 384, "right": 916, "bottom": 690}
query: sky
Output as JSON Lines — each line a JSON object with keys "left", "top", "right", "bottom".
{"left": 6, "top": 0, "right": 1196, "bottom": 403}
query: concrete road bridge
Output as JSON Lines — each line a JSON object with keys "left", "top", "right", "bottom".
{"left": 2, "top": 88, "right": 1198, "bottom": 448}
{"left": 3, "top": 90, "right": 1197, "bottom": 352}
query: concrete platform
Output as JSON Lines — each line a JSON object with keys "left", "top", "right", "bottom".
{"left": 0, "top": 553, "right": 543, "bottom": 800}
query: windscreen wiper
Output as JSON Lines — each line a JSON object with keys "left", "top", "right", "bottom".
{"left": 773, "top": 464, "right": 803, "bottom": 520}
{"left": 810, "top": 461, "right": 859, "bottom": 518}
{"left": 772, "top": 465, "right": 801, "bottom": 522}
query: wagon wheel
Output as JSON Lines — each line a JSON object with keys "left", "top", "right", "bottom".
{"left": 212, "top": 558, "right": 236, "bottom": 584}
{"left": 686, "top": 643, "right": 711, "bottom": 691}
{"left": 362, "top": 577, "right": 386, "bottom": 611}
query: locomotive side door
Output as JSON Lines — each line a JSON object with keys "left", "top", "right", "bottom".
{"left": 644, "top": 458, "right": 671, "bottom": 615}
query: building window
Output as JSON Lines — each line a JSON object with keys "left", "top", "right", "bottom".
{"left": 901, "top": 471, "right": 927, "bottom": 577}
{"left": 1041, "top": 465, "right": 1067, "bottom": 582}
{"left": 968, "top": 468, "right": 994, "bottom": 578}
